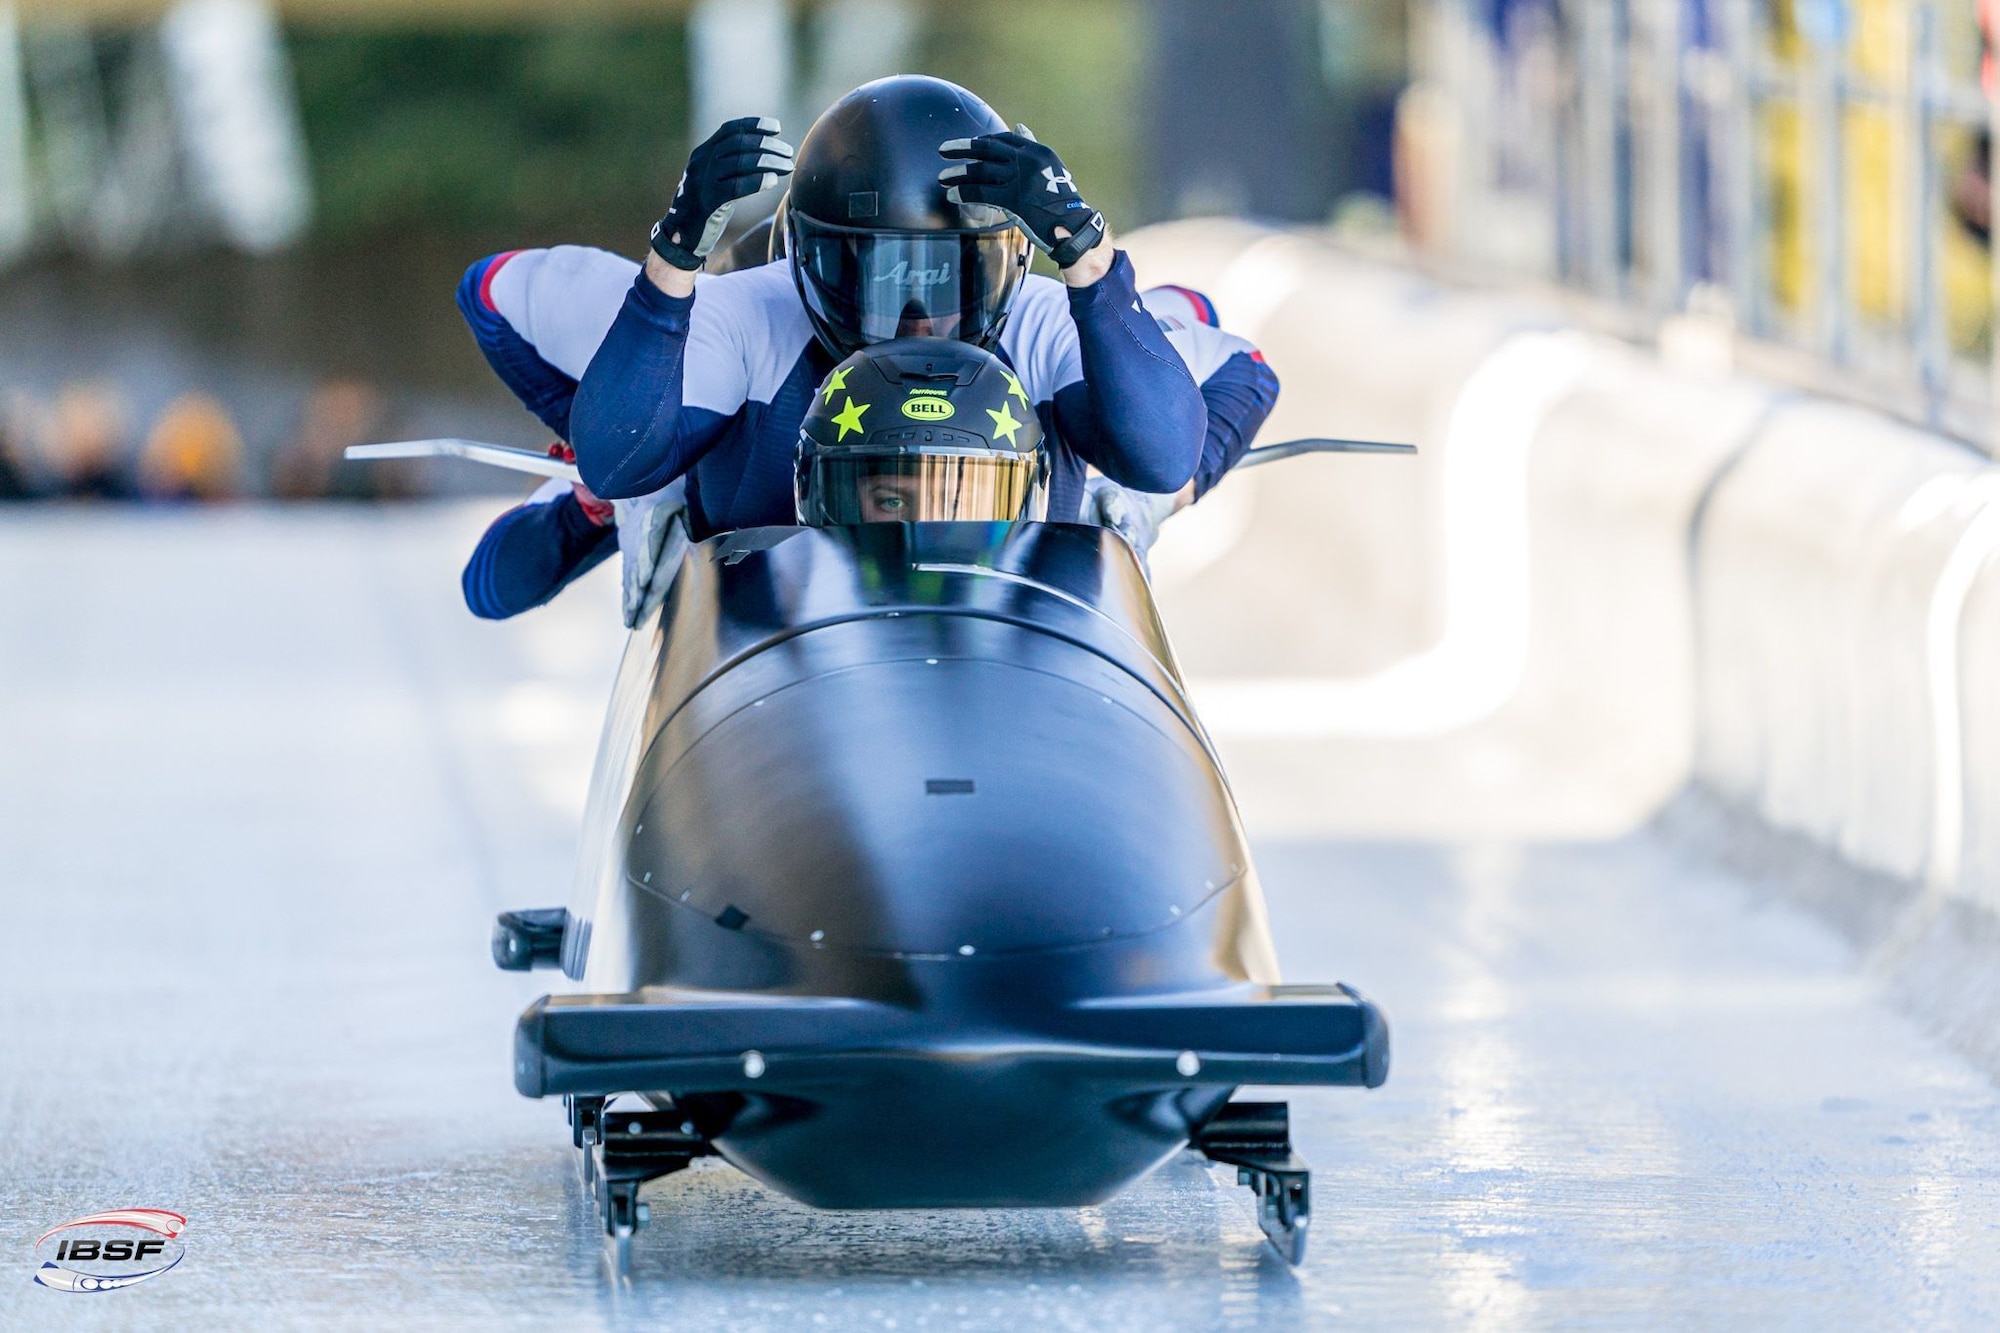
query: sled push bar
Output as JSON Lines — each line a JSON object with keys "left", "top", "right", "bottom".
{"left": 344, "top": 439, "right": 581, "bottom": 482}
{"left": 1235, "top": 437, "right": 1416, "bottom": 469}
{"left": 346, "top": 436, "right": 1414, "bottom": 487}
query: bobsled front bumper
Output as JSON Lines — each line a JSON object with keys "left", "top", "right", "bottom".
{"left": 513, "top": 982, "right": 1390, "bottom": 1099}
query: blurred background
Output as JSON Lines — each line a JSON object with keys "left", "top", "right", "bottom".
{"left": 0, "top": 0, "right": 1408, "bottom": 502}
{"left": 8, "top": 1, "right": 2000, "bottom": 501}
{"left": 1400, "top": 0, "right": 2000, "bottom": 441}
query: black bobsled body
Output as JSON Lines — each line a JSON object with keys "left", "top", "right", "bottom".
{"left": 513, "top": 521, "right": 1386, "bottom": 1228}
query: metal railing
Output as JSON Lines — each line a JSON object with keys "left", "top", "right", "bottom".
{"left": 1405, "top": 0, "right": 2000, "bottom": 450}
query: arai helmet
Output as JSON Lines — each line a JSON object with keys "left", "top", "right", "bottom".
{"left": 786, "top": 76, "right": 1032, "bottom": 358}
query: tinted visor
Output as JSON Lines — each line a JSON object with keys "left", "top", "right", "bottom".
{"left": 792, "top": 216, "right": 1026, "bottom": 353}
{"left": 802, "top": 453, "right": 1047, "bottom": 525}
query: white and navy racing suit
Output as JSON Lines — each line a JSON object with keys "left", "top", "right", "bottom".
{"left": 469, "top": 243, "right": 1202, "bottom": 526}
{"left": 1140, "top": 284, "right": 1278, "bottom": 499}
{"left": 457, "top": 257, "right": 1268, "bottom": 619}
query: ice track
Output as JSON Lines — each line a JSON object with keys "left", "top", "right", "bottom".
{"left": 2, "top": 506, "right": 1998, "bottom": 1328}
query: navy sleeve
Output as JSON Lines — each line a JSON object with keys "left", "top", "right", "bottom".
{"left": 456, "top": 254, "right": 579, "bottom": 439}
{"left": 461, "top": 491, "right": 617, "bottom": 620}
{"left": 568, "top": 275, "right": 733, "bottom": 499}
{"left": 1053, "top": 251, "right": 1207, "bottom": 494}
{"left": 1192, "top": 350, "right": 1281, "bottom": 498}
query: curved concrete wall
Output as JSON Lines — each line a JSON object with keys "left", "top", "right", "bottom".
{"left": 1123, "top": 220, "right": 2000, "bottom": 931}
{"left": 1695, "top": 404, "right": 1986, "bottom": 883}
{"left": 1124, "top": 219, "right": 1551, "bottom": 681}
{"left": 1957, "top": 548, "right": 2000, "bottom": 907}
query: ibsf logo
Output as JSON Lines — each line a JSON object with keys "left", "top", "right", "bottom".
{"left": 33, "top": 1209, "right": 187, "bottom": 1292}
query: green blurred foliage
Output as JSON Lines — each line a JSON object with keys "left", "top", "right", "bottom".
{"left": 909, "top": 0, "right": 1142, "bottom": 231}
{"left": 288, "top": 4, "right": 1145, "bottom": 248}
{"left": 1315, "top": 0, "right": 1407, "bottom": 89}
{"left": 289, "top": 26, "right": 689, "bottom": 244}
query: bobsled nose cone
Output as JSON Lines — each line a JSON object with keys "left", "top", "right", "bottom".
{"left": 624, "top": 651, "right": 1244, "bottom": 970}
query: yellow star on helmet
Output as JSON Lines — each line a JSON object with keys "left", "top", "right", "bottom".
{"left": 1001, "top": 370, "right": 1029, "bottom": 407}
{"left": 821, "top": 365, "right": 851, "bottom": 404}
{"left": 987, "top": 400, "right": 1024, "bottom": 446}
{"left": 831, "top": 395, "right": 869, "bottom": 440}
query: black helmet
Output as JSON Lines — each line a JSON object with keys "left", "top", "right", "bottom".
{"left": 796, "top": 337, "right": 1047, "bottom": 525}
{"left": 786, "top": 76, "right": 1031, "bottom": 359}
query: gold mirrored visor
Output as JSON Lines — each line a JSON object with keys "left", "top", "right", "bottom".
{"left": 801, "top": 453, "right": 1047, "bottom": 525}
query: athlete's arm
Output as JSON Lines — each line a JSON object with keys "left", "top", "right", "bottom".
{"left": 456, "top": 244, "right": 651, "bottom": 440}
{"left": 1190, "top": 350, "right": 1280, "bottom": 498}
{"left": 1052, "top": 249, "right": 1207, "bottom": 494}
{"left": 567, "top": 119, "right": 790, "bottom": 498}
{"left": 568, "top": 269, "right": 757, "bottom": 500}
{"left": 457, "top": 253, "right": 581, "bottom": 437}
{"left": 644, "top": 252, "right": 696, "bottom": 299}
{"left": 1059, "top": 242, "right": 1115, "bottom": 289}
{"left": 462, "top": 481, "right": 617, "bottom": 620}
{"left": 1133, "top": 290, "right": 1282, "bottom": 502}
{"left": 940, "top": 131, "right": 1203, "bottom": 492}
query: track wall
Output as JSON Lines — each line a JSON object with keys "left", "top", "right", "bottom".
{"left": 1125, "top": 220, "right": 2000, "bottom": 1066}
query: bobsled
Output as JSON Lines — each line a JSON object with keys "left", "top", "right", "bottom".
{"left": 490, "top": 514, "right": 1391, "bottom": 1264}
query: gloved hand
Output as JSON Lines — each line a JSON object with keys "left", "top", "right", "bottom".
{"left": 1084, "top": 474, "right": 1178, "bottom": 572}
{"left": 549, "top": 441, "right": 613, "bottom": 526}
{"left": 938, "top": 127, "right": 1106, "bottom": 269}
{"left": 649, "top": 117, "right": 794, "bottom": 271}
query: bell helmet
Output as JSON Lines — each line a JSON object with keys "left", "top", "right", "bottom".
{"left": 796, "top": 337, "right": 1047, "bottom": 526}
{"left": 786, "top": 76, "right": 1032, "bottom": 359}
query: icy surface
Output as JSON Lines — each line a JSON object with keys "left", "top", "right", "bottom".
{"left": 2, "top": 506, "right": 1998, "bottom": 1328}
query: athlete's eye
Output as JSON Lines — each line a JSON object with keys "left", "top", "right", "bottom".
{"left": 870, "top": 489, "right": 906, "bottom": 512}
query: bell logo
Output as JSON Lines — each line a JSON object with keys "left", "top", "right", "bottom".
{"left": 33, "top": 1209, "right": 187, "bottom": 1293}
{"left": 901, "top": 396, "right": 956, "bottom": 422}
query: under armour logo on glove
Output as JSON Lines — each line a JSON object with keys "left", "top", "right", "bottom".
{"left": 939, "top": 127, "right": 1106, "bottom": 270}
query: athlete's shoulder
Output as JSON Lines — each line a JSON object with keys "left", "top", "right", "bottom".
{"left": 690, "top": 259, "right": 810, "bottom": 337}
{"left": 1009, "top": 273, "right": 1072, "bottom": 324}
{"left": 1139, "top": 286, "right": 1259, "bottom": 383}
{"left": 476, "top": 246, "right": 641, "bottom": 380}
{"left": 1161, "top": 321, "right": 1259, "bottom": 383}
{"left": 486, "top": 245, "right": 637, "bottom": 314}
{"left": 693, "top": 257, "right": 801, "bottom": 310}
{"left": 998, "top": 275, "right": 1082, "bottom": 401}
{"left": 688, "top": 259, "right": 816, "bottom": 405}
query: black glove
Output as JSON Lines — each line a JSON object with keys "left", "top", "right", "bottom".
{"left": 649, "top": 117, "right": 794, "bottom": 271}
{"left": 938, "top": 127, "right": 1106, "bottom": 269}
